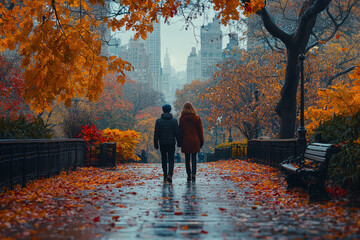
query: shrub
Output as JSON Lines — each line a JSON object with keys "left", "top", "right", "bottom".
{"left": 311, "top": 111, "right": 360, "bottom": 197}
{"left": 77, "top": 124, "right": 105, "bottom": 146}
{"left": 77, "top": 125, "right": 142, "bottom": 164}
{"left": 102, "top": 128, "right": 141, "bottom": 163}
{"left": 0, "top": 115, "right": 53, "bottom": 139}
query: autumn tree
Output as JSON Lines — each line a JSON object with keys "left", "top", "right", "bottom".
{"left": 124, "top": 81, "right": 165, "bottom": 118}
{"left": 62, "top": 98, "right": 95, "bottom": 138}
{"left": 0, "top": 0, "right": 132, "bottom": 113}
{"left": 305, "top": 63, "right": 360, "bottom": 132}
{"left": 0, "top": 54, "right": 31, "bottom": 118}
{"left": 92, "top": 74, "right": 134, "bottom": 130}
{"left": 241, "top": 0, "right": 360, "bottom": 138}
{"left": 202, "top": 50, "right": 282, "bottom": 140}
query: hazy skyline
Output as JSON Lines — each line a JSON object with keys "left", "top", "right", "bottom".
{"left": 117, "top": 16, "right": 245, "bottom": 72}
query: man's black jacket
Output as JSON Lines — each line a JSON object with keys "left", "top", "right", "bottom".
{"left": 154, "top": 113, "right": 181, "bottom": 148}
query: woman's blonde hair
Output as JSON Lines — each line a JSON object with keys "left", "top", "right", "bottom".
{"left": 181, "top": 102, "right": 197, "bottom": 116}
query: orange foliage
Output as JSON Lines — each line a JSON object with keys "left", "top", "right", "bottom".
{"left": 0, "top": 0, "right": 264, "bottom": 113}
{"left": 102, "top": 128, "right": 141, "bottom": 161}
{"left": 0, "top": 165, "right": 159, "bottom": 232}
{"left": 203, "top": 50, "right": 282, "bottom": 139}
{"left": 305, "top": 62, "right": 360, "bottom": 132}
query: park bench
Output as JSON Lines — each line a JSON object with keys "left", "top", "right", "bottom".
{"left": 280, "top": 143, "right": 340, "bottom": 201}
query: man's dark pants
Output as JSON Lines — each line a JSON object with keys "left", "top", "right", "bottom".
{"left": 160, "top": 144, "right": 175, "bottom": 178}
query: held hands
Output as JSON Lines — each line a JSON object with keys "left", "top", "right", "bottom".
{"left": 154, "top": 144, "right": 159, "bottom": 150}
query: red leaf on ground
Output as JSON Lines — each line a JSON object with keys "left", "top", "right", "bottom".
{"left": 201, "top": 230, "right": 208, "bottom": 234}
{"left": 93, "top": 216, "right": 100, "bottom": 222}
{"left": 219, "top": 207, "right": 227, "bottom": 211}
{"left": 174, "top": 212, "right": 184, "bottom": 215}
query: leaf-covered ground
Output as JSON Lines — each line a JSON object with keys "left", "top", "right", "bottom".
{"left": 0, "top": 160, "right": 359, "bottom": 239}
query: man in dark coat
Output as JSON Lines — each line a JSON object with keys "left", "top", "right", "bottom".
{"left": 154, "top": 104, "right": 181, "bottom": 182}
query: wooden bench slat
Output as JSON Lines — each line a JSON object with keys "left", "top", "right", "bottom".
{"left": 301, "top": 168, "right": 316, "bottom": 173}
{"left": 281, "top": 163, "right": 298, "bottom": 172}
{"left": 304, "top": 154, "right": 327, "bottom": 163}
{"left": 309, "top": 143, "right": 333, "bottom": 147}
{"left": 307, "top": 144, "right": 332, "bottom": 151}
{"left": 305, "top": 149, "right": 327, "bottom": 157}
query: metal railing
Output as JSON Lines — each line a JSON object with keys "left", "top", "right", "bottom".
{"left": 206, "top": 147, "right": 232, "bottom": 162}
{"left": 231, "top": 143, "right": 247, "bottom": 159}
{"left": 206, "top": 143, "right": 248, "bottom": 162}
{"left": 247, "top": 138, "right": 299, "bottom": 168}
{"left": 86, "top": 143, "right": 116, "bottom": 167}
{"left": 0, "top": 139, "right": 85, "bottom": 192}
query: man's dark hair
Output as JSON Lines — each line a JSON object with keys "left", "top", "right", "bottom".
{"left": 162, "top": 104, "right": 171, "bottom": 113}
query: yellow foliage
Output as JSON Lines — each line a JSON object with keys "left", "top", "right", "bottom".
{"left": 305, "top": 63, "right": 360, "bottom": 132}
{"left": 102, "top": 128, "right": 141, "bottom": 162}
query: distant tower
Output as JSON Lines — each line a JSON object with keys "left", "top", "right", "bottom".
{"left": 162, "top": 48, "right": 172, "bottom": 102}
{"left": 200, "top": 15, "right": 223, "bottom": 81}
{"left": 186, "top": 47, "right": 201, "bottom": 83}
{"left": 145, "top": 22, "right": 161, "bottom": 91}
{"left": 163, "top": 48, "right": 171, "bottom": 75}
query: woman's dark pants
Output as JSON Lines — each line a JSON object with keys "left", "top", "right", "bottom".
{"left": 185, "top": 153, "right": 197, "bottom": 176}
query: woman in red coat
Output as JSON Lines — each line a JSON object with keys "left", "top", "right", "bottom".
{"left": 179, "top": 102, "right": 204, "bottom": 181}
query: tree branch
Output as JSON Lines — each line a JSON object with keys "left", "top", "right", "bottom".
{"left": 296, "top": 0, "right": 332, "bottom": 37}
{"left": 325, "top": 66, "right": 356, "bottom": 86}
{"left": 257, "top": 7, "right": 291, "bottom": 46}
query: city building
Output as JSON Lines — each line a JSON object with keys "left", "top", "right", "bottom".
{"left": 222, "top": 33, "right": 241, "bottom": 59}
{"left": 200, "top": 16, "right": 223, "bottom": 81}
{"left": 186, "top": 47, "right": 201, "bottom": 84}
{"left": 162, "top": 48, "right": 172, "bottom": 102}
{"left": 145, "top": 22, "right": 161, "bottom": 91}
{"left": 108, "top": 37, "right": 122, "bottom": 57}
{"left": 120, "top": 38, "right": 152, "bottom": 87}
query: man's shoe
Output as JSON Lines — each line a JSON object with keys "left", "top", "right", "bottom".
{"left": 187, "top": 175, "right": 191, "bottom": 181}
{"left": 167, "top": 176, "right": 172, "bottom": 183}
{"left": 191, "top": 174, "right": 196, "bottom": 181}
{"left": 163, "top": 176, "right": 168, "bottom": 182}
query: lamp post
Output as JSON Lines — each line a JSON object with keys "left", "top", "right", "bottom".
{"left": 253, "top": 89, "right": 260, "bottom": 138}
{"left": 298, "top": 54, "right": 307, "bottom": 151}
{"left": 228, "top": 127, "right": 233, "bottom": 142}
{"left": 254, "top": 89, "right": 259, "bottom": 102}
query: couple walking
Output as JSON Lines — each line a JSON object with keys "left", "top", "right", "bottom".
{"left": 154, "top": 102, "right": 204, "bottom": 183}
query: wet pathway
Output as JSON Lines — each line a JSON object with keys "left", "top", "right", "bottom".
{"left": 2, "top": 163, "right": 360, "bottom": 239}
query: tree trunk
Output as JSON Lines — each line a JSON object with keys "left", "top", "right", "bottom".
{"left": 256, "top": 0, "right": 331, "bottom": 139}
{"left": 276, "top": 49, "right": 300, "bottom": 138}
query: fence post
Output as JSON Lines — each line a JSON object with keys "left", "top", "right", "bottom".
{"left": 112, "top": 143, "right": 116, "bottom": 167}
{"left": 100, "top": 143, "right": 106, "bottom": 167}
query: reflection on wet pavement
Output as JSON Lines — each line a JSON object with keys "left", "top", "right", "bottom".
{"left": 1, "top": 163, "right": 360, "bottom": 239}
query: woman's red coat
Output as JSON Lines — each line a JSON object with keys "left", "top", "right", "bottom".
{"left": 179, "top": 113, "right": 204, "bottom": 153}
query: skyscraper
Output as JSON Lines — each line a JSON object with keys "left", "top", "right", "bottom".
{"left": 222, "top": 33, "right": 240, "bottom": 59}
{"left": 186, "top": 47, "right": 201, "bottom": 83}
{"left": 200, "top": 16, "right": 223, "bottom": 81}
{"left": 162, "top": 48, "right": 172, "bottom": 102}
{"left": 145, "top": 22, "right": 161, "bottom": 91}
{"left": 120, "top": 38, "right": 152, "bottom": 87}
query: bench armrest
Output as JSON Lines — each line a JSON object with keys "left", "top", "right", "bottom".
{"left": 281, "top": 154, "right": 304, "bottom": 165}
